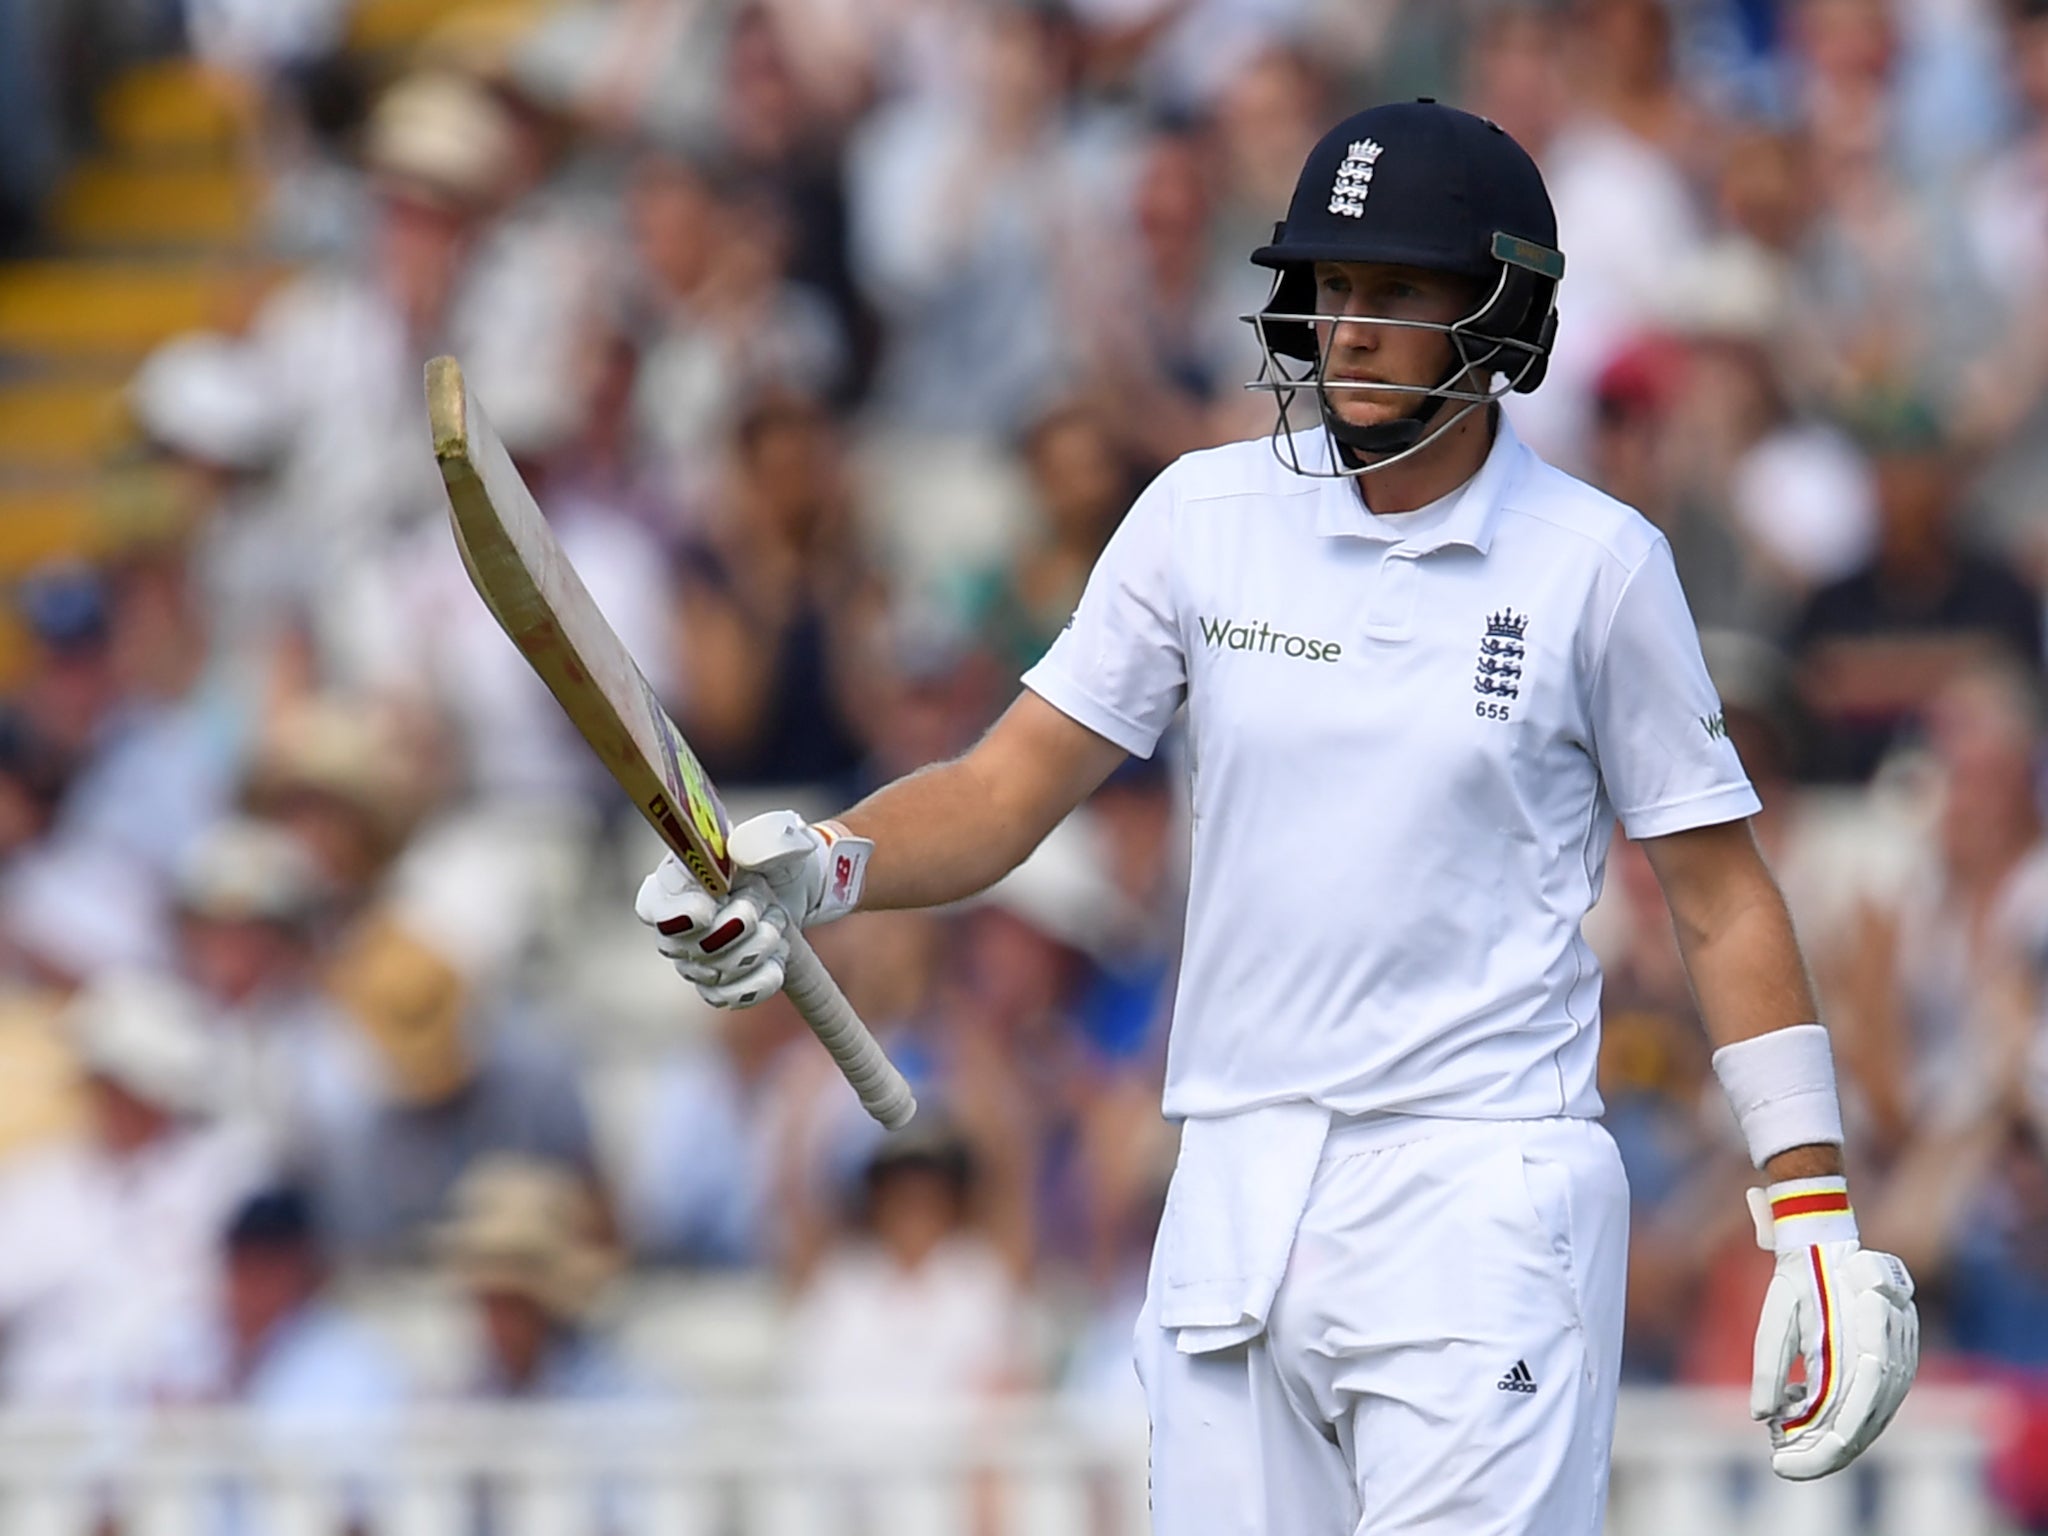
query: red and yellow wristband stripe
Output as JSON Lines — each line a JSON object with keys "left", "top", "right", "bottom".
{"left": 1765, "top": 1175, "right": 1858, "bottom": 1251}
{"left": 1771, "top": 1187, "right": 1852, "bottom": 1223}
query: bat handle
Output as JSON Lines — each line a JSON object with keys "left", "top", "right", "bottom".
{"left": 782, "top": 930, "right": 917, "bottom": 1129}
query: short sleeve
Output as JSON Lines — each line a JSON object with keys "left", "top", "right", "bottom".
{"left": 1589, "top": 537, "right": 1761, "bottom": 839}
{"left": 1021, "top": 469, "right": 1186, "bottom": 758}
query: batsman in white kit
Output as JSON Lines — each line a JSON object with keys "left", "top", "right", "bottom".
{"left": 636, "top": 101, "right": 1919, "bottom": 1532}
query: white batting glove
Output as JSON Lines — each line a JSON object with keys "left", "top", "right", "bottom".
{"left": 727, "top": 811, "right": 872, "bottom": 930}
{"left": 632, "top": 811, "right": 872, "bottom": 1011}
{"left": 1746, "top": 1177, "right": 1919, "bottom": 1480}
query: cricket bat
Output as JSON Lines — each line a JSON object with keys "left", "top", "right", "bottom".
{"left": 424, "top": 355, "right": 916, "bottom": 1130}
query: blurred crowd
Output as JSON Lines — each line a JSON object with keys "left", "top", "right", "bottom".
{"left": 7, "top": 0, "right": 2048, "bottom": 1521}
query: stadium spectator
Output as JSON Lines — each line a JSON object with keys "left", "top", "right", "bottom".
{"left": 1786, "top": 0, "right": 2003, "bottom": 414}
{"left": 1582, "top": 333, "right": 1762, "bottom": 632}
{"left": 782, "top": 1125, "right": 1029, "bottom": 1405}
{"left": 1966, "top": 0, "right": 2048, "bottom": 322}
{"left": 1959, "top": 0, "right": 2048, "bottom": 562}
{"left": 438, "top": 1154, "right": 635, "bottom": 1403}
{"left": 50, "top": 544, "right": 254, "bottom": 887}
{"left": 854, "top": 611, "right": 1010, "bottom": 792}
{"left": 940, "top": 810, "right": 1151, "bottom": 1275}
{"left": 437, "top": 1154, "right": 650, "bottom": 1536}
{"left": 0, "top": 710, "right": 69, "bottom": 865}
{"left": 241, "top": 697, "right": 431, "bottom": 913}
{"left": 193, "top": 1184, "right": 408, "bottom": 1412}
{"left": 1832, "top": 662, "right": 2048, "bottom": 1156}
{"left": 1525, "top": 0, "right": 1706, "bottom": 470}
{"left": 1460, "top": 1, "right": 1568, "bottom": 159}
{"left": 300, "top": 910, "right": 602, "bottom": 1261}
{"left": 171, "top": 817, "right": 353, "bottom": 1152}
{"left": 846, "top": 0, "right": 1083, "bottom": 436}
{"left": 628, "top": 151, "right": 850, "bottom": 505}
{"left": 249, "top": 70, "right": 519, "bottom": 688}
{"left": 717, "top": 1, "right": 874, "bottom": 393}
{"left": 1204, "top": 43, "right": 1326, "bottom": 425}
{"left": 10, "top": 565, "right": 120, "bottom": 793}
{"left": 186, "top": 1185, "right": 405, "bottom": 1536}
{"left": 965, "top": 402, "right": 1142, "bottom": 672}
{"left": 1076, "top": 123, "right": 1240, "bottom": 469}
{"left": 126, "top": 334, "right": 300, "bottom": 685}
{"left": 1670, "top": 257, "right": 1880, "bottom": 623}
{"left": 625, "top": 999, "right": 811, "bottom": 1268}
{"left": 0, "top": 973, "right": 267, "bottom": 1405}
{"left": 671, "top": 391, "right": 880, "bottom": 795}
{"left": 1788, "top": 404, "right": 2043, "bottom": 782}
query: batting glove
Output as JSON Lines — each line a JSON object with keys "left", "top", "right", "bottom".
{"left": 633, "top": 811, "right": 872, "bottom": 1010}
{"left": 1747, "top": 1177, "right": 1919, "bottom": 1480}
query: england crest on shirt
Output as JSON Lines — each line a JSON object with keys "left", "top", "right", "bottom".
{"left": 1474, "top": 608, "right": 1527, "bottom": 716}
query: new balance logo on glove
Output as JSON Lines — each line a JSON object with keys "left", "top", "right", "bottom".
{"left": 1497, "top": 1360, "right": 1538, "bottom": 1394}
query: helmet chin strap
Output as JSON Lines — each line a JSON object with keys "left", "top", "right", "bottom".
{"left": 1320, "top": 356, "right": 1462, "bottom": 470}
{"left": 1323, "top": 393, "right": 1445, "bottom": 464}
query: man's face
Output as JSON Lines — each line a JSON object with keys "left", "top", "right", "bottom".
{"left": 181, "top": 914, "right": 298, "bottom": 1006}
{"left": 86, "top": 1075, "right": 174, "bottom": 1155}
{"left": 224, "top": 1242, "right": 320, "bottom": 1353}
{"left": 479, "top": 1288, "right": 553, "bottom": 1388}
{"left": 1310, "top": 261, "right": 1479, "bottom": 431}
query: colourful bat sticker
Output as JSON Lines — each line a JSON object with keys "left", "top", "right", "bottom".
{"left": 672, "top": 735, "right": 730, "bottom": 871}
{"left": 639, "top": 673, "right": 730, "bottom": 875}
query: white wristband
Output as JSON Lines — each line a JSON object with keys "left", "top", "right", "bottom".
{"left": 1746, "top": 1175, "right": 1860, "bottom": 1253}
{"left": 811, "top": 820, "right": 872, "bottom": 923}
{"left": 1711, "top": 1023, "right": 1845, "bottom": 1170}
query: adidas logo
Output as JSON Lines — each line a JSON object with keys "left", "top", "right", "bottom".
{"left": 1497, "top": 1360, "right": 1538, "bottom": 1394}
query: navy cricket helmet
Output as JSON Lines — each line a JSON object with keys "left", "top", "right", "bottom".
{"left": 1244, "top": 100, "right": 1565, "bottom": 475}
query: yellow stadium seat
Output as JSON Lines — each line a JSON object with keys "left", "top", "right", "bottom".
{"left": 98, "top": 60, "right": 243, "bottom": 161}
{"left": 53, "top": 162, "right": 261, "bottom": 250}
{"left": 348, "top": 0, "right": 524, "bottom": 53}
{"left": 0, "top": 380, "right": 131, "bottom": 471}
{"left": 0, "top": 262, "right": 255, "bottom": 360}
{"left": 0, "top": 485, "right": 102, "bottom": 574}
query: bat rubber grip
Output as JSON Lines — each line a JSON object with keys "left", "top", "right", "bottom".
{"left": 782, "top": 931, "right": 917, "bottom": 1129}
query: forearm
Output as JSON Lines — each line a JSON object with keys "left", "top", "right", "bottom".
{"left": 1673, "top": 864, "right": 1816, "bottom": 1051}
{"left": 1670, "top": 861, "right": 1843, "bottom": 1180}
{"left": 832, "top": 691, "right": 1127, "bottom": 913}
{"left": 836, "top": 754, "right": 1053, "bottom": 911}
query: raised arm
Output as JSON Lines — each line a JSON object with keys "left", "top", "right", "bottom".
{"left": 634, "top": 689, "right": 1132, "bottom": 1009}
{"left": 840, "top": 689, "right": 1130, "bottom": 911}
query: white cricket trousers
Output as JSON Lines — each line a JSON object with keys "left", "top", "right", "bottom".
{"left": 1134, "top": 1115, "right": 1630, "bottom": 1536}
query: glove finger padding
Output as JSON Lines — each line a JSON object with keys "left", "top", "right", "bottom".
{"left": 657, "top": 884, "right": 779, "bottom": 964}
{"left": 696, "top": 954, "right": 789, "bottom": 1009}
{"left": 682, "top": 896, "right": 788, "bottom": 975}
{"left": 1826, "top": 1256, "right": 1917, "bottom": 1463}
{"left": 633, "top": 853, "right": 733, "bottom": 954}
{"left": 634, "top": 848, "right": 797, "bottom": 1008}
{"left": 669, "top": 882, "right": 792, "bottom": 1009}
{"left": 1750, "top": 1265, "right": 1806, "bottom": 1423}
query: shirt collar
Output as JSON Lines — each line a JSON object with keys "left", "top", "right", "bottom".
{"left": 1312, "top": 410, "right": 1527, "bottom": 554}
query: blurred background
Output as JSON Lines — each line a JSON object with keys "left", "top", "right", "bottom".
{"left": 0, "top": 0, "right": 2044, "bottom": 1531}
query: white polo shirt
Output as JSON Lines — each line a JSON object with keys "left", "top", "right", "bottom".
{"left": 1022, "top": 415, "right": 1758, "bottom": 1123}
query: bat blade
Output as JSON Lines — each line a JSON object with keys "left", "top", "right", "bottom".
{"left": 426, "top": 355, "right": 733, "bottom": 896}
{"left": 425, "top": 356, "right": 914, "bottom": 1129}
